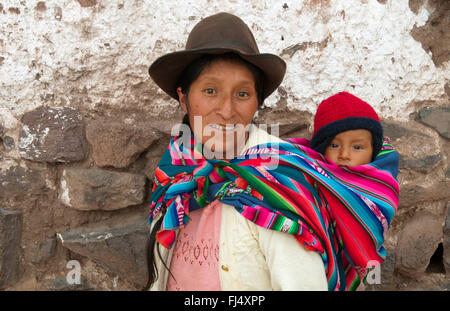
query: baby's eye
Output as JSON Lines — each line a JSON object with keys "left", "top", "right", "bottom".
{"left": 353, "top": 145, "right": 362, "bottom": 150}
{"left": 330, "top": 143, "right": 339, "bottom": 148}
{"left": 203, "top": 88, "right": 216, "bottom": 95}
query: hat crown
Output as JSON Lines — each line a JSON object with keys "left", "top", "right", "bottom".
{"left": 313, "top": 92, "right": 380, "bottom": 135}
{"left": 148, "top": 12, "right": 286, "bottom": 101}
{"left": 185, "top": 12, "right": 260, "bottom": 54}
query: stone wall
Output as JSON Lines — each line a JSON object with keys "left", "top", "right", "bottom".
{"left": 0, "top": 0, "right": 448, "bottom": 290}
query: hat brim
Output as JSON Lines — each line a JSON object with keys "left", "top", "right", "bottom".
{"left": 148, "top": 48, "right": 286, "bottom": 101}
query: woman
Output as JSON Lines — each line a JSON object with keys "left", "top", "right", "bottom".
{"left": 146, "top": 12, "right": 327, "bottom": 291}
{"left": 145, "top": 12, "right": 399, "bottom": 291}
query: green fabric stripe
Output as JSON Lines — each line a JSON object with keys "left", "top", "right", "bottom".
{"left": 377, "top": 149, "right": 394, "bottom": 157}
{"left": 216, "top": 160, "right": 326, "bottom": 252}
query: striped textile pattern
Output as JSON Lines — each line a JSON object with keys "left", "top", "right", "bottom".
{"left": 149, "top": 136, "right": 399, "bottom": 291}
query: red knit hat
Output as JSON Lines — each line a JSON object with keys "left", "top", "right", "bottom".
{"left": 310, "top": 92, "right": 383, "bottom": 159}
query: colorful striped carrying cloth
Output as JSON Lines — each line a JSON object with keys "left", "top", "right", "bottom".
{"left": 148, "top": 135, "right": 399, "bottom": 291}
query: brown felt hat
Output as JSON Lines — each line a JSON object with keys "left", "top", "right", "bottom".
{"left": 148, "top": 12, "right": 286, "bottom": 100}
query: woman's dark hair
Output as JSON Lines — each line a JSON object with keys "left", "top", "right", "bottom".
{"left": 144, "top": 202, "right": 175, "bottom": 290}
{"left": 143, "top": 53, "right": 264, "bottom": 290}
{"left": 143, "top": 212, "right": 163, "bottom": 290}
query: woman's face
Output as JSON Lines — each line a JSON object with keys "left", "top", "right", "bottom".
{"left": 177, "top": 59, "right": 259, "bottom": 160}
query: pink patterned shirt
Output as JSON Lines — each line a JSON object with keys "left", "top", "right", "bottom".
{"left": 166, "top": 200, "right": 222, "bottom": 291}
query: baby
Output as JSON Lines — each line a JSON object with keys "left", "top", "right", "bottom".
{"left": 310, "top": 91, "right": 383, "bottom": 167}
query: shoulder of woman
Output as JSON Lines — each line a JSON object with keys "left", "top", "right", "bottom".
{"left": 244, "top": 124, "right": 284, "bottom": 150}
{"left": 220, "top": 202, "right": 260, "bottom": 238}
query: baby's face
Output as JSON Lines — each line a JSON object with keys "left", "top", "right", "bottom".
{"left": 324, "top": 129, "right": 373, "bottom": 167}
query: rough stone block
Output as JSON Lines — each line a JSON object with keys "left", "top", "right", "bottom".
{"left": 56, "top": 212, "right": 149, "bottom": 288}
{"left": 0, "top": 166, "right": 47, "bottom": 200}
{"left": 382, "top": 120, "right": 442, "bottom": 173}
{"left": 19, "top": 107, "right": 88, "bottom": 163}
{"left": 380, "top": 249, "right": 396, "bottom": 285}
{"left": 144, "top": 137, "right": 171, "bottom": 181}
{"left": 278, "top": 123, "right": 309, "bottom": 138}
{"left": 0, "top": 208, "right": 23, "bottom": 289}
{"left": 399, "top": 180, "right": 450, "bottom": 208}
{"left": 444, "top": 205, "right": 450, "bottom": 275}
{"left": 59, "top": 168, "right": 147, "bottom": 211}
{"left": 396, "top": 211, "right": 444, "bottom": 278}
{"left": 417, "top": 106, "right": 450, "bottom": 139}
{"left": 31, "top": 237, "right": 57, "bottom": 264}
{"left": 86, "top": 120, "right": 160, "bottom": 168}
{"left": 50, "top": 275, "right": 92, "bottom": 291}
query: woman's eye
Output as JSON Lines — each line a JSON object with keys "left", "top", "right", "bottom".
{"left": 237, "top": 91, "right": 250, "bottom": 98}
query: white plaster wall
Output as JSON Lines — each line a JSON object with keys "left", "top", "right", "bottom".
{"left": 0, "top": 0, "right": 448, "bottom": 134}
